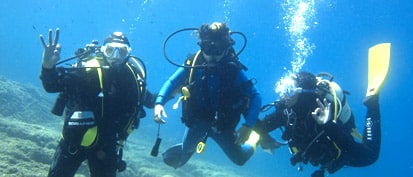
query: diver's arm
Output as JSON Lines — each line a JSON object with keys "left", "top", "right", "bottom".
{"left": 40, "top": 66, "right": 64, "bottom": 93}
{"left": 237, "top": 71, "right": 262, "bottom": 127}
{"left": 155, "top": 67, "right": 187, "bottom": 105}
{"left": 255, "top": 110, "right": 285, "bottom": 134}
{"left": 154, "top": 67, "right": 187, "bottom": 124}
{"left": 244, "top": 90, "right": 261, "bottom": 127}
{"left": 39, "top": 28, "right": 62, "bottom": 93}
{"left": 253, "top": 110, "right": 285, "bottom": 153}
{"left": 40, "top": 28, "right": 61, "bottom": 69}
{"left": 142, "top": 89, "right": 157, "bottom": 109}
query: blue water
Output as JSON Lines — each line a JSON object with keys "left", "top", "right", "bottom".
{"left": 1, "top": 0, "right": 412, "bottom": 176}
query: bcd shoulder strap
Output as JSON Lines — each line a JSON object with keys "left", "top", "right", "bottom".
{"left": 119, "top": 57, "right": 148, "bottom": 142}
{"left": 126, "top": 56, "right": 147, "bottom": 106}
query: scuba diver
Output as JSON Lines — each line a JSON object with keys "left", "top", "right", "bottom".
{"left": 153, "top": 22, "right": 262, "bottom": 168}
{"left": 39, "top": 29, "right": 156, "bottom": 177}
{"left": 255, "top": 71, "right": 382, "bottom": 177}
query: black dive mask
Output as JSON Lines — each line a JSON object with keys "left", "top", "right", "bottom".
{"left": 199, "top": 40, "right": 228, "bottom": 56}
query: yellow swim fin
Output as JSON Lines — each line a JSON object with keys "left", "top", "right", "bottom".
{"left": 366, "top": 43, "right": 391, "bottom": 97}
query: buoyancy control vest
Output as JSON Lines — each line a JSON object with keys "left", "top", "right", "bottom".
{"left": 180, "top": 49, "right": 252, "bottom": 129}
{"left": 56, "top": 56, "right": 147, "bottom": 148}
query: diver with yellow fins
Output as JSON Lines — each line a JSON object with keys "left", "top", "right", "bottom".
{"left": 254, "top": 43, "right": 390, "bottom": 177}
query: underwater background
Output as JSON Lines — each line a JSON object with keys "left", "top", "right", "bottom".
{"left": 0, "top": 0, "right": 412, "bottom": 176}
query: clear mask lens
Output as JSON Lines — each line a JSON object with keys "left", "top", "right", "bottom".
{"left": 102, "top": 43, "right": 130, "bottom": 60}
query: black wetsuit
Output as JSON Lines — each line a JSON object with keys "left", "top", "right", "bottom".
{"left": 40, "top": 58, "right": 155, "bottom": 177}
{"left": 256, "top": 93, "right": 381, "bottom": 177}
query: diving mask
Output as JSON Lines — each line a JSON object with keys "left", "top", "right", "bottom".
{"left": 200, "top": 40, "right": 229, "bottom": 63}
{"left": 200, "top": 40, "right": 228, "bottom": 56}
{"left": 101, "top": 42, "right": 131, "bottom": 64}
{"left": 283, "top": 87, "right": 316, "bottom": 99}
{"left": 276, "top": 74, "right": 316, "bottom": 107}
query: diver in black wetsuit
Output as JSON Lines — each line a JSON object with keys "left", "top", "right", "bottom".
{"left": 255, "top": 71, "right": 381, "bottom": 177}
{"left": 40, "top": 29, "right": 156, "bottom": 177}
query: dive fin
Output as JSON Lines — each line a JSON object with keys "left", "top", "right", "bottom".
{"left": 366, "top": 43, "right": 391, "bottom": 97}
{"left": 259, "top": 133, "right": 284, "bottom": 155}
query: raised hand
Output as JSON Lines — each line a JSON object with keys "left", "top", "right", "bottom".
{"left": 311, "top": 98, "right": 331, "bottom": 125}
{"left": 40, "top": 28, "right": 61, "bottom": 69}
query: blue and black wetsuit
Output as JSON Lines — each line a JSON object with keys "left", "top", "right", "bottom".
{"left": 156, "top": 51, "right": 261, "bottom": 168}
{"left": 41, "top": 57, "right": 155, "bottom": 177}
